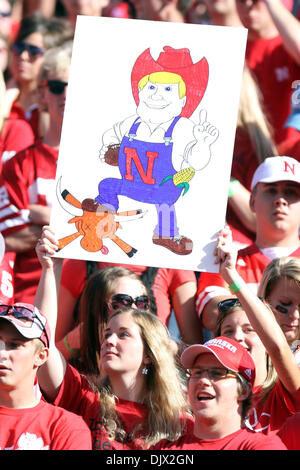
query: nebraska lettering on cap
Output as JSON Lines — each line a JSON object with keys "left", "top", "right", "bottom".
{"left": 180, "top": 335, "right": 256, "bottom": 387}
{"left": 250, "top": 156, "right": 300, "bottom": 190}
{"left": 205, "top": 338, "right": 238, "bottom": 353}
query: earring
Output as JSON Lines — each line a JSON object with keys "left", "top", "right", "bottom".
{"left": 142, "top": 367, "right": 148, "bottom": 375}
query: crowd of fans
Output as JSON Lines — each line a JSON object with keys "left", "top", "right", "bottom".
{"left": 0, "top": 0, "right": 300, "bottom": 451}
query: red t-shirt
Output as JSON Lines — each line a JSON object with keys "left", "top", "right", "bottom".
{"left": 61, "top": 259, "right": 196, "bottom": 326}
{"left": 51, "top": 363, "right": 192, "bottom": 450}
{"left": 0, "top": 251, "right": 14, "bottom": 304}
{"left": 52, "top": 362, "right": 149, "bottom": 450}
{"left": 0, "top": 117, "right": 34, "bottom": 164}
{"left": 196, "top": 244, "right": 300, "bottom": 317}
{"left": 0, "top": 140, "right": 58, "bottom": 303}
{"left": 246, "top": 380, "right": 300, "bottom": 434}
{"left": 0, "top": 400, "right": 92, "bottom": 450}
{"left": 278, "top": 131, "right": 300, "bottom": 160}
{"left": 246, "top": 35, "right": 300, "bottom": 145}
{"left": 278, "top": 412, "right": 300, "bottom": 450}
{"left": 8, "top": 102, "right": 40, "bottom": 140}
{"left": 152, "top": 428, "right": 286, "bottom": 450}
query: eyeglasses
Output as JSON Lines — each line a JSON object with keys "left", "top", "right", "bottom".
{"left": 187, "top": 367, "right": 237, "bottom": 381}
{"left": 0, "top": 304, "right": 49, "bottom": 346}
{"left": 218, "top": 297, "right": 264, "bottom": 313}
{"left": 47, "top": 80, "right": 68, "bottom": 95}
{"left": 110, "top": 294, "right": 149, "bottom": 311}
{"left": 11, "top": 42, "right": 45, "bottom": 59}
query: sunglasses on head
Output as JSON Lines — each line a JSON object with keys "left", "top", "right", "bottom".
{"left": 0, "top": 304, "right": 49, "bottom": 346}
{"left": 47, "top": 80, "right": 68, "bottom": 95}
{"left": 12, "top": 42, "right": 45, "bottom": 58}
{"left": 110, "top": 294, "right": 149, "bottom": 311}
{"left": 218, "top": 297, "right": 265, "bottom": 313}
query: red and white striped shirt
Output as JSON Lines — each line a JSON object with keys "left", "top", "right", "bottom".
{"left": 0, "top": 140, "right": 58, "bottom": 302}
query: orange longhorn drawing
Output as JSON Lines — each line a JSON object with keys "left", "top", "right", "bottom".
{"left": 57, "top": 185, "right": 145, "bottom": 257}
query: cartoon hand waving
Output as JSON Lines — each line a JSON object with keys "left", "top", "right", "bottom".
{"left": 183, "top": 109, "right": 219, "bottom": 171}
{"left": 193, "top": 109, "right": 219, "bottom": 146}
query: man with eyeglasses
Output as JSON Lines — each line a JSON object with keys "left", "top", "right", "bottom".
{"left": 153, "top": 336, "right": 286, "bottom": 449}
{"left": 0, "top": 41, "right": 72, "bottom": 304}
{"left": 0, "top": 303, "right": 92, "bottom": 449}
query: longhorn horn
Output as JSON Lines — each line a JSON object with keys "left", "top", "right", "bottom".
{"left": 114, "top": 209, "right": 148, "bottom": 222}
{"left": 56, "top": 176, "right": 83, "bottom": 217}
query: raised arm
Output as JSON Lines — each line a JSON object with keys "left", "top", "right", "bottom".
{"left": 264, "top": 0, "right": 300, "bottom": 65}
{"left": 34, "top": 226, "right": 67, "bottom": 402}
{"left": 172, "top": 280, "right": 204, "bottom": 345}
{"left": 216, "top": 226, "right": 300, "bottom": 394}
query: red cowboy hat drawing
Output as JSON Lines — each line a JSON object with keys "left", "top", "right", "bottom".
{"left": 131, "top": 46, "right": 209, "bottom": 118}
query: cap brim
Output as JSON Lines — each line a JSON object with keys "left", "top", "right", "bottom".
{"left": 180, "top": 344, "right": 236, "bottom": 372}
{"left": 0, "top": 316, "right": 44, "bottom": 341}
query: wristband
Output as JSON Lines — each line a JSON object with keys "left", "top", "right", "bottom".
{"left": 229, "top": 279, "right": 245, "bottom": 293}
{"left": 63, "top": 335, "right": 78, "bottom": 355}
{"left": 228, "top": 179, "right": 239, "bottom": 198}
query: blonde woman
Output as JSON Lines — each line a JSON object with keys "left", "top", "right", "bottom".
{"left": 56, "top": 265, "right": 150, "bottom": 372}
{"left": 34, "top": 226, "right": 191, "bottom": 450}
{"left": 213, "top": 226, "right": 300, "bottom": 434}
{"left": 258, "top": 257, "right": 300, "bottom": 361}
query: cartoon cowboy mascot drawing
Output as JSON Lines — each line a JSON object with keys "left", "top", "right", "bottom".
{"left": 96, "top": 46, "right": 219, "bottom": 255}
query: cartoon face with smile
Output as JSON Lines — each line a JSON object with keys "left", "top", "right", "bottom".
{"left": 137, "top": 72, "right": 187, "bottom": 125}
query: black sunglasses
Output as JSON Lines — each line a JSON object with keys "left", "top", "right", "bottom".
{"left": 218, "top": 297, "right": 265, "bottom": 313}
{"left": 47, "top": 80, "right": 68, "bottom": 95}
{"left": 110, "top": 294, "right": 149, "bottom": 311}
{"left": 12, "top": 42, "right": 45, "bottom": 58}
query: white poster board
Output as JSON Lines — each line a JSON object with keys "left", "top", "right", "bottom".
{"left": 50, "top": 16, "right": 247, "bottom": 272}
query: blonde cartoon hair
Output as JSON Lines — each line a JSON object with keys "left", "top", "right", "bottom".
{"left": 97, "top": 308, "right": 188, "bottom": 448}
{"left": 138, "top": 71, "right": 186, "bottom": 99}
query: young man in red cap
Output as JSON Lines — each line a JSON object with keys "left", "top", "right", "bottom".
{"left": 197, "top": 155, "right": 300, "bottom": 332}
{"left": 97, "top": 46, "right": 219, "bottom": 255}
{"left": 154, "top": 336, "right": 286, "bottom": 449}
{"left": 0, "top": 302, "right": 92, "bottom": 450}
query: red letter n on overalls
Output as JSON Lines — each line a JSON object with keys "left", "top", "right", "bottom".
{"left": 124, "top": 147, "right": 158, "bottom": 184}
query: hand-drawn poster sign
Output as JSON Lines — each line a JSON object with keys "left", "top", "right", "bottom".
{"left": 51, "top": 16, "right": 247, "bottom": 272}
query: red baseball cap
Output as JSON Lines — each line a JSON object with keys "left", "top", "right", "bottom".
{"left": 181, "top": 336, "right": 255, "bottom": 386}
{"left": 0, "top": 303, "right": 50, "bottom": 348}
